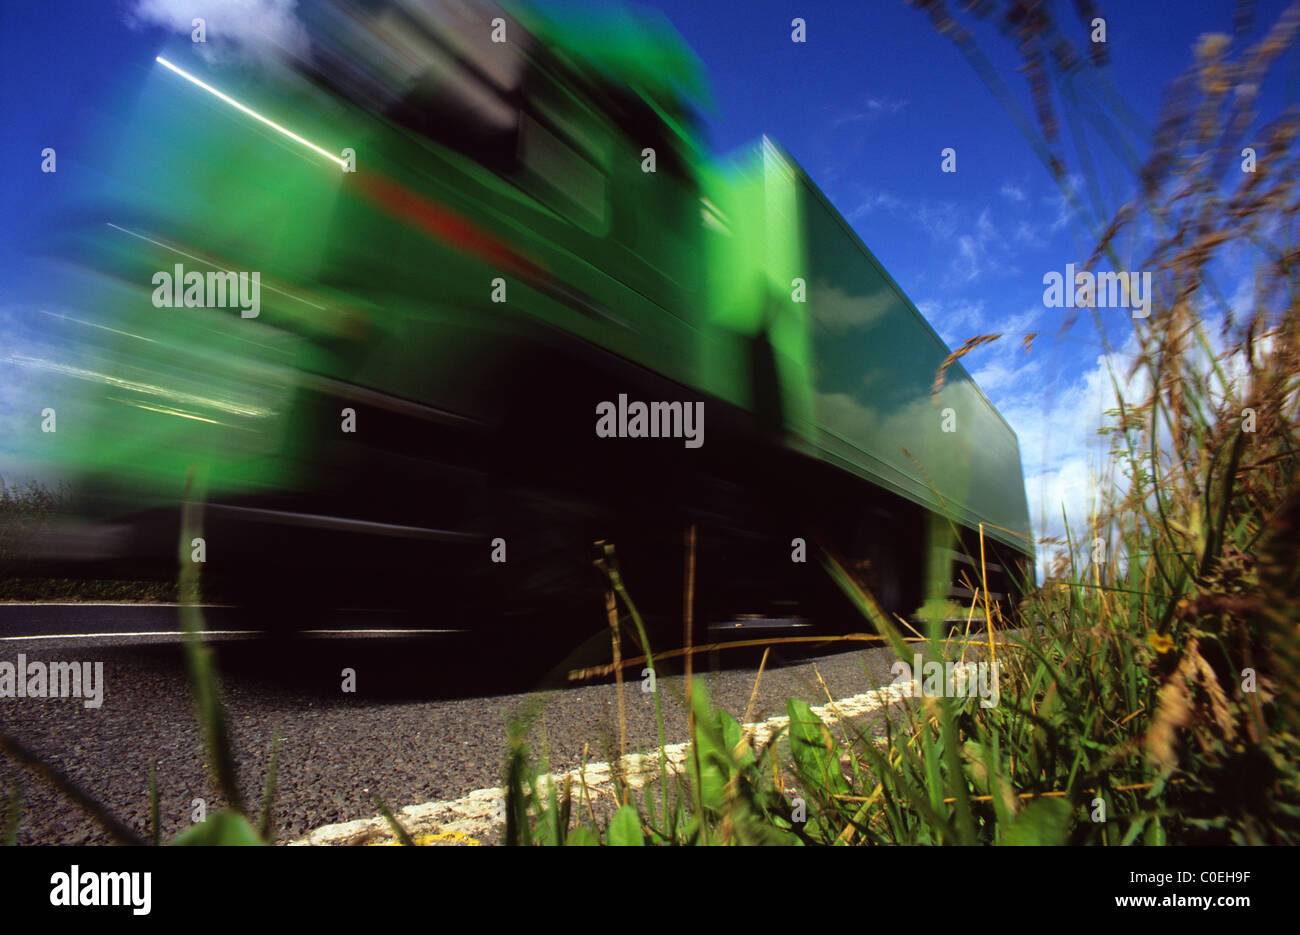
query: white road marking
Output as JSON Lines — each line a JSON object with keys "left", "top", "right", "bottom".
{"left": 0, "top": 630, "right": 263, "bottom": 642}
{"left": 205, "top": 504, "right": 479, "bottom": 541}
{"left": 289, "top": 680, "right": 916, "bottom": 845}
{"left": 297, "top": 629, "right": 462, "bottom": 638}
{"left": 0, "top": 628, "right": 460, "bottom": 642}
{"left": 0, "top": 602, "right": 232, "bottom": 608}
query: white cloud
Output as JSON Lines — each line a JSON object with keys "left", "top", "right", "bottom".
{"left": 916, "top": 298, "right": 987, "bottom": 346}
{"left": 127, "top": 0, "right": 309, "bottom": 62}
{"left": 846, "top": 188, "right": 905, "bottom": 221}
{"left": 998, "top": 307, "right": 1042, "bottom": 336}
{"left": 1045, "top": 173, "right": 1087, "bottom": 234}
{"left": 1011, "top": 219, "right": 1041, "bottom": 247}
{"left": 968, "top": 353, "right": 1042, "bottom": 395}
{"left": 915, "top": 203, "right": 1021, "bottom": 286}
{"left": 986, "top": 329, "right": 1148, "bottom": 582}
{"left": 1000, "top": 182, "right": 1027, "bottom": 203}
{"left": 916, "top": 201, "right": 961, "bottom": 243}
{"left": 834, "top": 96, "right": 909, "bottom": 125}
{"left": 865, "top": 96, "right": 908, "bottom": 115}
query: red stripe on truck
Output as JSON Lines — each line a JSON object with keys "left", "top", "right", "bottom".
{"left": 356, "top": 174, "right": 546, "bottom": 281}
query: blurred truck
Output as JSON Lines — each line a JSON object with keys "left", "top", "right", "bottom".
{"left": 17, "top": 0, "right": 1032, "bottom": 629}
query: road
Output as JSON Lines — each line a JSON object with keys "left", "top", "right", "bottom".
{"left": 0, "top": 603, "right": 922, "bottom": 844}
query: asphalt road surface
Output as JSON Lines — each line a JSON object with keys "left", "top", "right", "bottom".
{"left": 0, "top": 603, "right": 927, "bottom": 845}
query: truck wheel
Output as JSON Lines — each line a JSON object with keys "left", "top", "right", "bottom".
{"left": 848, "top": 508, "right": 915, "bottom": 623}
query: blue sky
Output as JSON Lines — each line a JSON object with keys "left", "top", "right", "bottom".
{"left": 3, "top": 1, "right": 1296, "bottom": 575}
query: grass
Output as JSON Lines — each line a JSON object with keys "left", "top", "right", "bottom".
{"left": 495, "top": 374, "right": 1297, "bottom": 845}
{"left": 495, "top": 4, "right": 1300, "bottom": 846}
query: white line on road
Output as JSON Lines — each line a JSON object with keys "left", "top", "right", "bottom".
{"left": 0, "top": 630, "right": 263, "bottom": 642}
{"left": 289, "top": 680, "right": 916, "bottom": 845}
{"left": 0, "top": 602, "right": 232, "bottom": 608}
{"left": 0, "top": 628, "right": 461, "bottom": 642}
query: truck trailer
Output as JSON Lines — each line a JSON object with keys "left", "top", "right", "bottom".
{"left": 19, "top": 0, "right": 1033, "bottom": 631}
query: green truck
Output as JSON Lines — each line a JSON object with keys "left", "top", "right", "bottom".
{"left": 27, "top": 0, "right": 1032, "bottom": 627}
